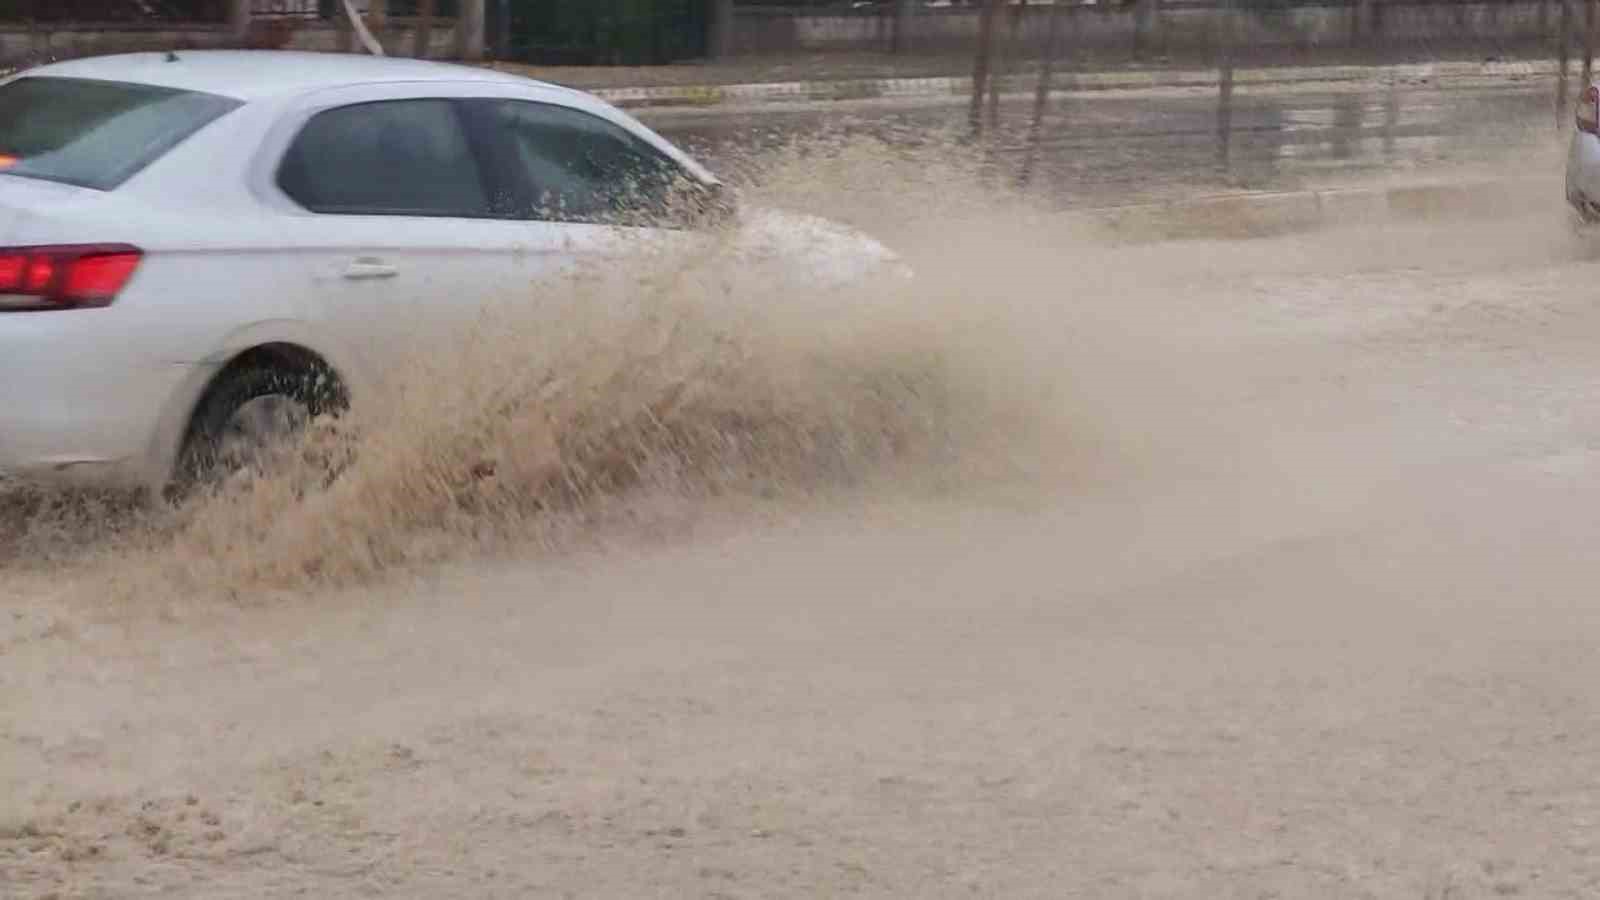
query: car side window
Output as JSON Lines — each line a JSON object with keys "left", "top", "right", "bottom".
{"left": 471, "top": 100, "right": 694, "bottom": 227}
{"left": 277, "top": 98, "right": 491, "bottom": 218}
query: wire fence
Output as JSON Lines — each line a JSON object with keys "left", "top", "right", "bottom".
{"left": 939, "top": 0, "right": 1583, "bottom": 201}
{"left": 0, "top": 0, "right": 1583, "bottom": 196}
{"left": 740, "top": 0, "right": 1570, "bottom": 62}
{"left": 244, "top": 0, "right": 460, "bottom": 19}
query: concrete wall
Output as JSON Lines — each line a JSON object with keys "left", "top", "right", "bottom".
{"left": 0, "top": 26, "right": 231, "bottom": 68}
{"left": 731, "top": 3, "right": 1557, "bottom": 54}
{"left": 279, "top": 22, "right": 459, "bottom": 57}
{"left": 0, "top": 20, "right": 458, "bottom": 68}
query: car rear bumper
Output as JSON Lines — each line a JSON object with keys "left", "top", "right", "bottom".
{"left": 0, "top": 311, "right": 198, "bottom": 491}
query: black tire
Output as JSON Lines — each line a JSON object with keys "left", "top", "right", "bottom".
{"left": 169, "top": 364, "right": 344, "bottom": 500}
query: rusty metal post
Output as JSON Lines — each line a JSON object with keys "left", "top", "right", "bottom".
{"left": 970, "top": 0, "right": 1002, "bottom": 138}
{"left": 228, "top": 0, "right": 251, "bottom": 42}
{"left": 1562, "top": 0, "right": 1573, "bottom": 123}
{"left": 413, "top": 0, "right": 436, "bottom": 59}
{"left": 1020, "top": 0, "right": 1067, "bottom": 187}
{"left": 1383, "top": 70, "right": 1399, "bottom": 161}
{"left": 1587, "top": 0, "right": 1596, "bottom": 87}
{"left": 891, "top": 0, "right": 913, "bottom": 54}
{"left": 1217, "top": 0, "right": 1236, "bottom": 171}
{"left": 993, "top": 1, "right": 1028, "bottom": 131}
{"left": 368, "top": 0, "right": 388, "bottom": 52}
{"left": 455, "top": 0, "right": 486, "bottom": 61}
{"left": 337, "top": 0, "right": 355, "bottom": 53}
{"left": 710, "top": 0, "right": 735, "bottom": 60}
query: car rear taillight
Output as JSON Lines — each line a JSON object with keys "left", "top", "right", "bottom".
{"left": 0, "top": 244, "right": 142, "bottom": 311}
{"left": 1579, "top": 86, "right": 1600, "bottom": 134}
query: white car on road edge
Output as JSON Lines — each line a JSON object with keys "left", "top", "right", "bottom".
{"left": 0, "top": 50, "right": 906, "bottom": 498}
{"left": 1569, "top": 81, "right": 1600, "bottom": 224}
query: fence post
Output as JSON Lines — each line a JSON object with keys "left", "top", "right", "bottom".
{"left": 988, "top": 1, "right": 1024, "bottom": 135}
{"left": 369, "top": 0, "right": 388, "bottom": 52}
{"left": 455, "top": 0, "right": 486, "bottom": 61}
{"left": 1383, "top": 69, "right": 1399, "bottom": 161}
{"left": 413, "top": 0, "right": 436, "bottom": 59}
{"left": 228, "top": 0, "right": 251, "bottom": 42}
{"left": 1020, "top": 0, "right": 1067, "bottom": 187}
{"left": 710, "top": 0, "right": 735, "bottom": 59}
{"left": 337, "top": 0, "right": 355, "bottom": 52}
{"left": 1354, "top": 0, "right": 1375, "bottom": 45}
{"left": 493, "top": 0, "right": 510, "bottom": 59}
{"left": 1561, "top": 0, "right": 1573, "bottom": 123}
{"left": 891, "top": 0, "right": 913, "bottom": 54}
{"left": 1588, "top": 0, "right": 1597, "bottom": 87}
{"left": 970, "top": 0, "right": 1003, "bottom": 138}
{"left": 1217, "top": 0, "right": 1236, "bottom": 171}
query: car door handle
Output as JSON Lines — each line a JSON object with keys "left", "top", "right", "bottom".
{"left": 343, "top": 259, "right": 398, "bottom": 280}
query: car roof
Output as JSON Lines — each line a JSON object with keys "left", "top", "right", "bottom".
{"left": 17, "top": 50, "right": 560, "bottom": 102}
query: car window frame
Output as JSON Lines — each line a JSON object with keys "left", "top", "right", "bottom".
{"left": 272, "top": 96, "right": 511, "bottom": 220}
{"left": 251, "top": 82, "right": 724, "bottom": 226}
{"left": 457, "top": 97, "right": 712, "bottom": 231}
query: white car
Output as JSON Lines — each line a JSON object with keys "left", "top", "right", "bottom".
{"left": 0, "top": 50, "right": 904, "bottom": 498}
{"left": 1570, "top": 82, "right": 1600, "bottom": 224}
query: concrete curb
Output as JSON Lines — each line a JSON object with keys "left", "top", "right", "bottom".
{"left": 1073, "top": 175, "right": 1555, "bottom": 237}
{"left": 589, "top": 58, "right": 1562, "bottom": 110}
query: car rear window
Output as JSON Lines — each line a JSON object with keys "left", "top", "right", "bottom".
{"left": 0, "top": 76, "right": 241, "bottom": 191}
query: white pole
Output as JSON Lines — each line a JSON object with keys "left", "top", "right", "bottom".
{"left": 341, "top": 0, "right": 386, "bottom": 56}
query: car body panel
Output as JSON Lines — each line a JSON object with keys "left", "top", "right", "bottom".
{"left": 1566, "top": 80, "right": 1600, "bottom": 220}
{"left": 1568, "top": 130, "right": 1600, "bottom": 221}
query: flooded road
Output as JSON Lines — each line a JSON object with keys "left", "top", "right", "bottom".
{"left": 5, "top": 86, "right": 1598, "bottom": 898}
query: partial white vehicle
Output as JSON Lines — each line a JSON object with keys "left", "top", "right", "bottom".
{"left": 1569, "top": 82, "right": 1600, "bottom": 225}
{"left": 0, "top": 50, "right": 906, "bottom": 497}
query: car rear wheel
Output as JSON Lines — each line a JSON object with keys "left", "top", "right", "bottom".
{"left": 170, "top": 365, "right": 336, "bottom": 500}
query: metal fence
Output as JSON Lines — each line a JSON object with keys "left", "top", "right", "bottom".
{"left": 932, "top": 0, "right": 1584, "bottom": 207}
{"left": 249, "top": 0, "right": 328, "bottom": 17}
{"left": 245, "top": 0, "right": 459, "bottom": 19}
{"left": 732, "top": 0, "right": 1572, "bottom": 59}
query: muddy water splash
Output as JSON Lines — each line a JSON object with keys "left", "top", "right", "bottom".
{"left": 0, "top": 136, "right": 1119, "bottom": 596}
{"left": 0, "top": 127, "right": 1569, "bottom": 599}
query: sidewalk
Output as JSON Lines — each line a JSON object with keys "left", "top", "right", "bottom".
{"left": 484, "top": 48, "right": 1566, "bottom": 111}
{"left": 1072, "top": 174, "right": 1558, "bottom": 240}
